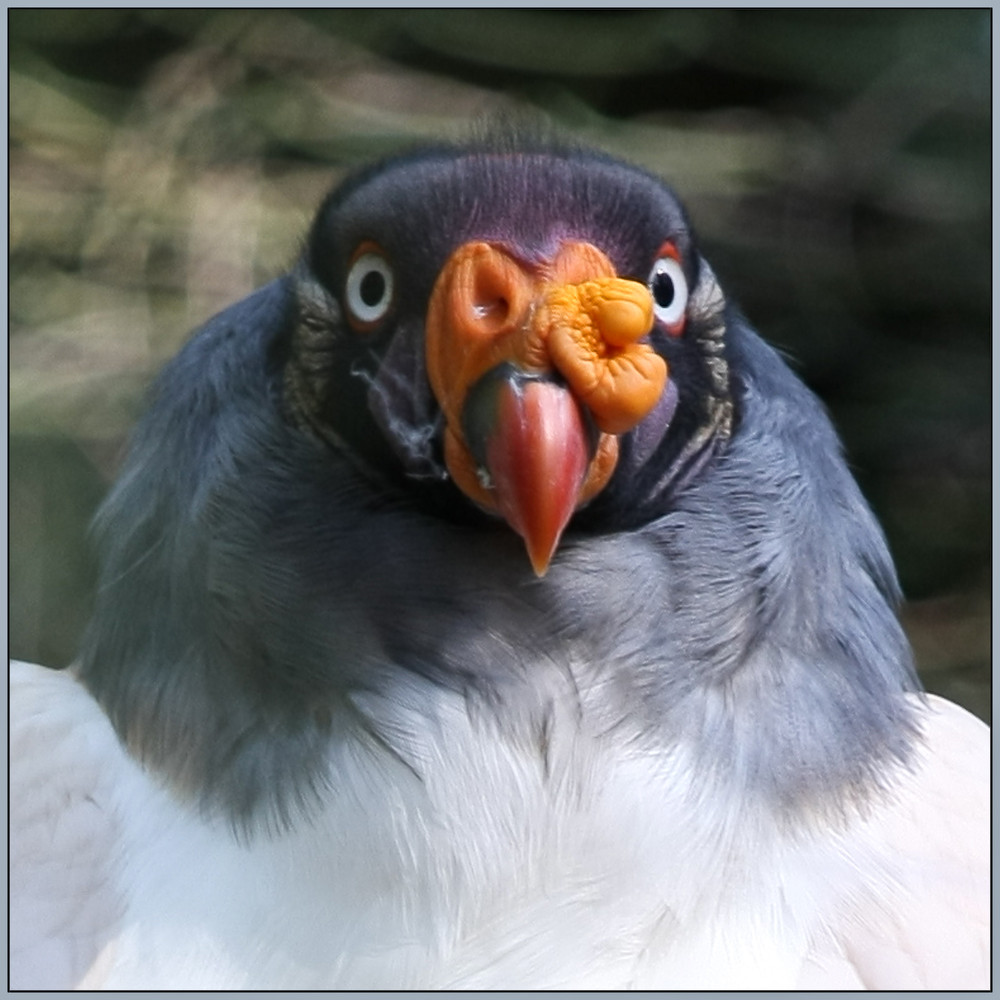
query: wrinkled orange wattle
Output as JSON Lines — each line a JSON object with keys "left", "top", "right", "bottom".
{"left": 426, "top": 240, "right": 667, "bottom": 574}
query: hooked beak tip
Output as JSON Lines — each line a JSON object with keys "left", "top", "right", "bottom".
{"left": 475, "top": 374, "right": 591, "bottom": 577}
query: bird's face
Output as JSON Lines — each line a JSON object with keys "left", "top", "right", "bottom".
{"left": 286, "top": 147, "right": 732, "bottom": 574}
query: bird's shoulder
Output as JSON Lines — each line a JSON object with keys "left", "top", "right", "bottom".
{"left": 801, "top": 693, "right": 990, "bottom": 989}
{"left": 9, "top": 659, "right": 132, "bottom": 989}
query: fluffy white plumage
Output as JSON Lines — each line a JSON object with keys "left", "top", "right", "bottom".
{"left": 10, "top": 656, "right": 988, "bottom": 990}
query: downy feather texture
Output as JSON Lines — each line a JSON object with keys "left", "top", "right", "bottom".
{"left": 10, "top": 660, "right": 988, "bottom": 989}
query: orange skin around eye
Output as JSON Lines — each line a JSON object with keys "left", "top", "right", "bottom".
{"left": 425, "top": 240, "right": 668, "bottom": 573}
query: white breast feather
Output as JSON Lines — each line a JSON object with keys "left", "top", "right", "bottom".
{"left": 9, "top": 659, "right": 989, "bottom": 989}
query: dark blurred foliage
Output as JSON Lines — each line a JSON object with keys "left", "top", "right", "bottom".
{"left": 9, "top": 10, "right": 990, "bottom": 719}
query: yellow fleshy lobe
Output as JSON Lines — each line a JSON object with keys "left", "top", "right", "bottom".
{"left": 542, "top": 278, "right": 666, "bottom": 435}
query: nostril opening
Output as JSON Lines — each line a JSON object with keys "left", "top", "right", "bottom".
{"left": 474, "top": 296, "right": 509, "bottom": 322}
{"left": 452, "top": 247, "right": 524, "bottom": 334}
{"left": 470, "top": 268, "right": 514, "bottom": 331}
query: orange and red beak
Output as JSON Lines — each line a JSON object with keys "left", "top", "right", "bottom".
{"left": 425, "top": 240, "right": 667, "bottom": 575}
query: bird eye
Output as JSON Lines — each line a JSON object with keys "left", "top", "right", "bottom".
{"left": 647, "top": 251, "right": 688, "bottom": 334}
{"left": 345, "top": 247, "right": 394, "bottom": 329}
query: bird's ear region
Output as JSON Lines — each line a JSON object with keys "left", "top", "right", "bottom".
{"left": 425, "top": 239, "right": 672, "bottom": 574}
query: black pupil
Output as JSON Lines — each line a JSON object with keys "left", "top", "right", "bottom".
{"left": 359, "top": 269, "right": 386, "bottom": 307}
{"left": 652, "top": 269, "right": 675, "bottom": 308}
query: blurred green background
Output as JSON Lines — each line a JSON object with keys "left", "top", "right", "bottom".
{"left": 9, "top": 10, "right": 991, "bottom": 720}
